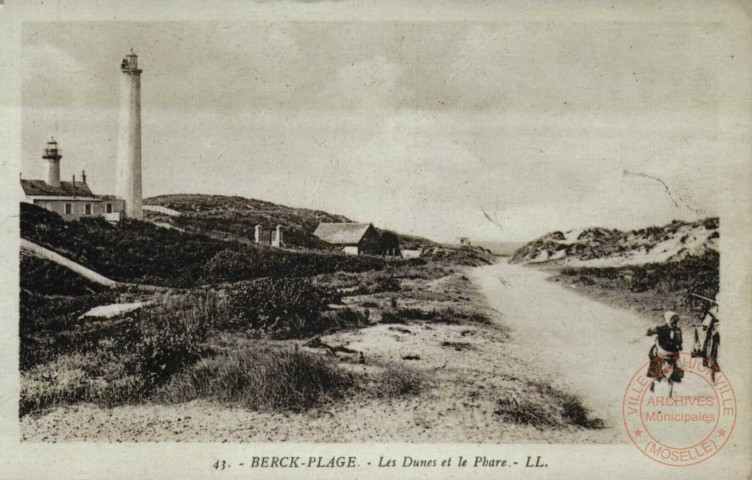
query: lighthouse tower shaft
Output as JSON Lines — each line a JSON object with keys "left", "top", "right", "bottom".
{"left": 117, "top": 51, "right": 143, "bottom": 220}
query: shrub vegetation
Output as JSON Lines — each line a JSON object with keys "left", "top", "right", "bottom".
{"left": 20, "top": 275, "right": 370, "bottom": 416}
{"left": 21, "top": 256, "right": 107, "bottom": 296}
{"left": 223, "top": 278, "right": 342, "bottom": 337}
{"left": 559, "top": 251, "right": 719, "bottom": 315}
{"left": 494, "top": 381, "right": 603, "bottom": 430}
{"left": 21, "top": 202, "right": 389, "bottom": 287}
{"left": 376, "top": 364, "right": 426, "bottom": 397}
{"left": 19, "top": 201, "right": 475, "bottom": 418}
{"left": 155, "top": 348, "right": 355, "bottom": 411}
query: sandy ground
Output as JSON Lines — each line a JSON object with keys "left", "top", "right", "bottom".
{"left": 20, "top": 320, "right": 593, "bottom": 443}
{"left": 80, "top": 301, "right": 151, "bottom": 319}
{"left": 22, "top": 260, "right": 705, "bottom": 443}
{"left": 20, "top": 321, "right": 587, "bottom": 443}
{"left": 471, "top": 261, "right": 709, "bottom": 437}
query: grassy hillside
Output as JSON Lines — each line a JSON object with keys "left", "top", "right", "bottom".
{"left": 21, "top": 202, "right": 388, "bottom": 288}
{"left": 145, "top": 194, "right": 347, "bottom": 249}
{"left": 420, "top": 245, "right": 497, "bottom": 266}
{"left": 21, "top": 254, "right": 109, "bottom": 296}
{"left": 144, "top": 194, "right": 438, "bottom": 250}
{"left": 20, "top": 206, "right": 495, "bottom": 419}
{"left": 20, "top": 197, "right": 498, "bottom": 420}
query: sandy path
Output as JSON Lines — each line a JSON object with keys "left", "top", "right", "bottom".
{"left": 471, "top": 260, "right": 707, "bottom": 434}
{"left": 21, "top": 239, "right": 118, "bottom": 287}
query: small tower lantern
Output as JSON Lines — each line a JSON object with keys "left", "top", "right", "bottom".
{"left": 120, "top": 48, "right": 141, "bottom": 73}
{"left": 42, "top": 137, "right": 62, "bottom": 188}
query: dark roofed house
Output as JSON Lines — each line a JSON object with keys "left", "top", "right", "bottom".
{"left": 21, "top": 179, "right": 96, "bottom": 198}
{"left": 21, "top": 138, "right": 125, "bottom": 222}
{"left": 21, "top": 178, "right": 126, "bottom": 223}
{"left": 313, "top": 222, "right": 400, "bottom": 256}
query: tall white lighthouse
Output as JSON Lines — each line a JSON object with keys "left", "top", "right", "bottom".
{"left": 117, "top": 49, "right": 143, "bottom": 219}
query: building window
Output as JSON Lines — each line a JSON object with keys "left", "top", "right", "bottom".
{"left": 85, "top": 204, "right": 92, "bottom": 215}
{"left": 65, "top": 203, "right": 72, "bottom": 214}
{"left": 106, "top": 203, "right": 113, "bottom": 213}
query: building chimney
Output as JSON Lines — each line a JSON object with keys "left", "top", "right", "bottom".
{"left": 72, "top": 174, "right": 76, "bottom": 197}
{"left": 254, "top": 225, "right": 262, "bottom": 244}
{"left": 272, "top": 225, "right": 283, "bottom": 248}
{"left": 81, "top": 170, "right": 87, "bottom": 184}
{"left": 42, "top": 137, "right": 62, "bottom": 188}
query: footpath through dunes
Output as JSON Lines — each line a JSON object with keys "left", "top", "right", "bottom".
{"left": 471, "top": 260, "right": 710, "bottom": 439}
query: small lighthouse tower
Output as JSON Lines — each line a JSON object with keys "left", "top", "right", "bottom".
{"left": 117, "top": 49, "right": 143, "bottom": 219}
{"left": 42, "top": 137, "right": 62, "bottom": 188}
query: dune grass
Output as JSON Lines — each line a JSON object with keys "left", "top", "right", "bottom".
{"left": 375, "top": 364, "right": 427, "bottom": 397}
{"left": 20, "top": 351, "right": 145, "bottom": 417}
{"left": 21, "top": 202, "right": 390, "bottom": 288}
{"left": 494, "top": 380, "right": 603, "bottom": 430}
{"left": 552, "top": 252, "right": 719, "bottom": 319}
{"left": 20, "top": 221, "right": 482, "bottom": 418}
{"left": 154, "top": 347, "right": 355, "bottom": 412}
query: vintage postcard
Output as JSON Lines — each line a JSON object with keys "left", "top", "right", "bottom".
{"left": 0, "top": 1, "right": 750, "bottom": 479}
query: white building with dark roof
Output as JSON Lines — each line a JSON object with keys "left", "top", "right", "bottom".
{"left": 21, "top": 138, "right": 125, "bottom": 222}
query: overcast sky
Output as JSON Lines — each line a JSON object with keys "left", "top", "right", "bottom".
{"left": 21, "top": 18, "right": 744, "bottom": 242}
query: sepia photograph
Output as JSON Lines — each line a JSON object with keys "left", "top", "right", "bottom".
{"left": 2, "top": 1, "right": 751, "bottom": 478}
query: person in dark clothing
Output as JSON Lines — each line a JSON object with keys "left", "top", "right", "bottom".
{"left": 646, "top": 311, "right": 683, "bottom": 393}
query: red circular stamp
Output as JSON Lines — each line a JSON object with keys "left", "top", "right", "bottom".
{"left": 622, "top": 351, "right": 736, "bottom": 466}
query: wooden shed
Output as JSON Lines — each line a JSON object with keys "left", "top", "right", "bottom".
{"left": 313, "top": 223, "right": 388, "bottom": 256}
